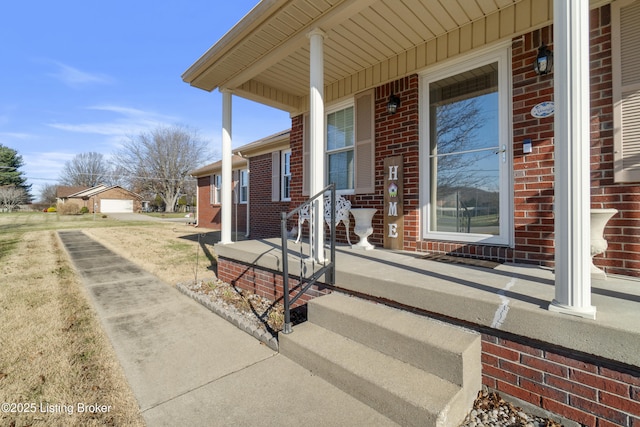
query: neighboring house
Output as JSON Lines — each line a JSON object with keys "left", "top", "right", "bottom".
{"left": 58, "top": 184, "right": 142, "bottom": 213}
{"left": 183, "top": 1, "right": 640, "bottom": 426}
{"left": 190, "top": 130, "right": 291, "bottom": 238}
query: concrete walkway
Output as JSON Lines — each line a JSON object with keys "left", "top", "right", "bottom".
{"left": 57, "top": 230, "right": 397, "bottom": 426}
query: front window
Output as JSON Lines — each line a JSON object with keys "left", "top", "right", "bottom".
{"left": 239, "top": 169, "right": 248, "bottom": 203}
{"left": 326, "top": 106, "right": 354, "bottom": 190}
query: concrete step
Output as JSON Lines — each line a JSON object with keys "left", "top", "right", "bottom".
{"left": 307, "top": 292, "right": 481, "bottom": 388}
{"left": 279, "top": 293, "right": 482, "bottom": 427}
{"left": 279, "top": 321, "right": 466, "bottom": 427}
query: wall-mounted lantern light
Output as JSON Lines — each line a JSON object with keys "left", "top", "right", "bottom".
{"left": 387, "top": 93, "right": 401, "bottom": 114}
{"left": 533, "top": 43, "right": 553, "bottom": 75}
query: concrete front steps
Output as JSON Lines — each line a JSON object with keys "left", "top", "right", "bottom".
{"left": 279, "top": 292, "right": 481, "bottom": 427}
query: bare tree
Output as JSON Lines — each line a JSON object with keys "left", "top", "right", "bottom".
{"left": 39, "top": 183, "right": 59, "bottom": 206}
{"left": 0, "top": 185, "right": 27, "bottom": 212}
{"left": 113, "top": 125, "right": 210, "bottom": 212}
{"left": 59, "top": 152, "right": 112, "bottom": 187}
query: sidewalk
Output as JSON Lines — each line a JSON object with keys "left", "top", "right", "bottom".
{"left": 58, "top": 230, "right": 397, "bottom": 426}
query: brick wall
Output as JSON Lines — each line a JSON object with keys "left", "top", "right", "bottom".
{"left": 511, "top": 26, "right": 556, "bottom": 267}
{"left": 482, "top": 333, "right": 640, "bottom": 427}
{"left": 588, "top": 6, "right": 640, "bottom": 277}
{"left": 196, "top": 176, "right": 247, "bottom": 232}
{"left": 247, "top": 153, "right": 291, "bottom": 239}
{"left": 217, "top": 257, "right": 330, "bottom": 308}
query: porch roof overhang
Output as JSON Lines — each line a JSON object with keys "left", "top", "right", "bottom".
{"left": 182, "top": 0, "right": 610, "bottom": 115}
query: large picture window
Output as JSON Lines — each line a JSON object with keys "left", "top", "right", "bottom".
{"left": 422, "top": 48, "right": 511, "bottom": 244}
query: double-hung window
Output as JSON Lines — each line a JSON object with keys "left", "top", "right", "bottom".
{"left": 210, "top": 174, "right": 221, "bottom": 204}
{"left": 326, "top": 103, "right": 355, "bottom": 191}
{"left": 281, "top": 150, "right": 291, "bottom": 201}
{"left": 239, "top": 169, "right": 248, "bottom": 203}
{"left": 302, "top": 90, "right": 374, "bottom": 196}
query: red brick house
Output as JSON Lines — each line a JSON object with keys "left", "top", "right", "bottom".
{"left": 58, "top": 184, "right": 142, "bottom": 213}
{"left": 183, "top": 1, "right": 640, "bottom": 426}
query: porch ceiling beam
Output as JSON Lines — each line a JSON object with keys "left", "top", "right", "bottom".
{"left": 220, "top": 0, "right": 379, "bottom": 92}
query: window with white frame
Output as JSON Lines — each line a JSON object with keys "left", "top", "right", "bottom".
{"left": 326, "top": 104, "right": 354, "bottom": 191}
{"left": 239, "top": 169, "right": 248, "bottom": 203}
{"left": 302, "top": 91, "right": 374, "bottom": 196}
{"left": 210, "top": 174, "right": 221, "bottom": 204}
{"left": 281, "top": 150, "right": 291, "bottom": 201}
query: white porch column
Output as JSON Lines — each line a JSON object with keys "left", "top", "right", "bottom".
{"left": 220, "top": 89, "right": 233, "bottom": 245}
{"left": 308, "top": 28, "right": 325, "bottom": 262}
{"left": 549, "top": 0, "right": 595, "bottom": 319}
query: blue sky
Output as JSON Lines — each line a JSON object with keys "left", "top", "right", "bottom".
{"left": 0, "top": 1, "right": 291, "bottom": 199}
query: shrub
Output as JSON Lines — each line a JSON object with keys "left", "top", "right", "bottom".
{"left": 57, "top": 203, "right": 80, "bottom": 215}
{"left": 79, "top": 206, "right": 89, "bottom": 214}
{"left": 47, "top": 207, "right": 57, "bottom": 213}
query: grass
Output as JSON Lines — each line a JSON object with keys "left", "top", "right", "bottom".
{"left": 0, "top": 212, "right": 151, "bottom": 426}
{"left": 0, "top": 211, "right": 225, "bottom": 426}
{"left": 0, "top": 233, "right": 145, "bottom": 425}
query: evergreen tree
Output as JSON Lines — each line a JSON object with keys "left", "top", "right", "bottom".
{"left": 0, "top": 144, "right": 32, "bottom": 202}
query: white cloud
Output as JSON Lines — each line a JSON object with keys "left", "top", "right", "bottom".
{"left": 0, "top": 131, "right": 32, "bottom": 141}
{"left": 49, "top": 61, "right": 113, "bottom": 88}
{"left": 46, "top": 104, "right": 180, "bottom": 146}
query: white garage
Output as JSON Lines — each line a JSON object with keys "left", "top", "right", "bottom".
{"left": 101, "top": 199, "right": 134, "bottom": 213}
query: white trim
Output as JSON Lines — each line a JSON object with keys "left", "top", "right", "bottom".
{"left": 420, "top": 44, "right": 513, "bottom": 246}
{"left": 281, "top": 149, "right": 292, "bottom": 201}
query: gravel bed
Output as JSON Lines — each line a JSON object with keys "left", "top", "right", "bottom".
{"left": 179, "top": 280, "right": 565, "bottom": 427}
{"left": 460, "top": 390, "right": 563, "bottom": 427}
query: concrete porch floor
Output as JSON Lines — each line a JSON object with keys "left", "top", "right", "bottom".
{"left": 215, "top": 238, "right": 640, "bottom": 370}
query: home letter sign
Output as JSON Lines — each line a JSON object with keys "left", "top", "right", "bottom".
{"left": 384, "top": 156, "right": 404, "bottom": 249}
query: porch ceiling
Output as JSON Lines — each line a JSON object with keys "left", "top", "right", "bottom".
{"left": 181, "top": 0, "right": 605, "bottom": 114}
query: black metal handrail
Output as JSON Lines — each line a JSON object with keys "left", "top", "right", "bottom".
{"left": 281, "top": 183, "right": 336, "bottom": 334}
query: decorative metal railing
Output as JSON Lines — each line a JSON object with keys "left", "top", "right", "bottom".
{"left": 280, "top": 183, "right": 336, "bottom": 334}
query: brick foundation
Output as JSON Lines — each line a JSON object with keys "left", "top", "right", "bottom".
{"left": 482, "top": 334, "right": 640, "bottom": 427}
{"left": 217, "top": 257, "right": 330, "bottom": 308}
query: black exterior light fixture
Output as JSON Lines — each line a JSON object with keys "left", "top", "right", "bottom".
{"left": 387, "top": 93, "right": 401, "bottom": 114}
{"left": 533, "top": 42, "right": 553, "bottom": 75}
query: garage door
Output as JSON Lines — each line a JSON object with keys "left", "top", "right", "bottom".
{"left": 101, "top": 199, "right": 133, "bottom": 213}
